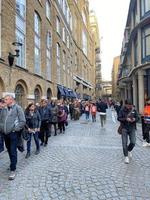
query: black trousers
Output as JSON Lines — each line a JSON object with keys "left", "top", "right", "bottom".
{"left": 58, "top": 122, "right": 65, "bottom": 133}
{"left": 40, "top": 122, "right": 50, "bottom": 144}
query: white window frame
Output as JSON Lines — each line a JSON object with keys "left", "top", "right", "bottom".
{"left": 56, "top": 16, "right": 61, "bottom": 36}
{"left": 34, "top": 12, "right": 41, "bottom": 75}
{"left": 46, "top": 31, "right": 52, "bottom": 80}
{"left": 56, "top": 43, "right": 61, "bottom": 83}
{"left": 46, "top": 0, "right": 51, "bottom": 21}
{"left": 16, "top": 0, "right": 26, "bottom": 68}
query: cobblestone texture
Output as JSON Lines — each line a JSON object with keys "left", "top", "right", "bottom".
{"left": 0, "top": 109, "right": 150, "bottom": 200}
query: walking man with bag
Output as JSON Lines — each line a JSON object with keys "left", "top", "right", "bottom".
{"left": 117, "top": 100, "right": 139, "bottom": 164}
{"left": 0, "top": 94, "right": 26, "bottom": 180}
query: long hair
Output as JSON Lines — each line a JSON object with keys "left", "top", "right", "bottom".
{"left": 25, "top": 102, "right": 36, "bottom": 114}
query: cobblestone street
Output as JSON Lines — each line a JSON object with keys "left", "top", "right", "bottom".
{"left": 0, "top": 109, "right": 150, "bottom": 200}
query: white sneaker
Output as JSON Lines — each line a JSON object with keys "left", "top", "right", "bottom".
{"left": 128, "top": 151, "right": 132, "bottom": 158}
{"left": 124, "top": 156, "right": 129, "bottom": 164}
{"left": 143, "top": 141, "right": 150, "bottom": 147}
{"left": 8, "top": 171, "right": 16, "bottom": 180}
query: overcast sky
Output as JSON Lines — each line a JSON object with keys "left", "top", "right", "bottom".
{"left": 89, "top": 0, "right": 130, "bottom": 81}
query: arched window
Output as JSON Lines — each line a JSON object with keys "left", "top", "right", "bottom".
{"left": 15, "top": 84, "right": 25, "bottom": 107}
{"left": 34, "top": 12, "right": 41, "bottom": 75}
{"left": 56, "top": 16, "right": 61, "bottom": 35}
{"left": 46, "top": 0, "right": 51, "bottom": 20}
{"left": 34, "top": 88, "right": 41, "bottom": 103}
{"left": 47, "top": 88, "right": 52, "bottom": 100}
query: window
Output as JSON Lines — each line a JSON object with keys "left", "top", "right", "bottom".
{"left": 82, "top": 30, "right": 87, "bottom": 56}
{"left": 15, "top": 84, "right": 25, "bottom": 107}
{"left": 56, "top": 16, "right": 61, "bottom": 36}
{"left": 82, "top": 11, "right": 87, "bottom": 26}
{"left": 16, "top": 0, "right": 26, "bottom": 67}
{"left": 56, "top": 43, "right": 61, "bottom": 83}
{"left": 141, "top": 0, "right": 150, "bottom": 17}
{"left": 46, "top": 32, "right": 52, "bottom": 80}
{"left": 46, "top": 0, "right": 51, "bottom": 21}
{"left": 34, "top": 12, "right": 41, "bottom": 74}
{"left": 63, "top": 50, "right": 66, "bottom": 85}
{"left": 34, "top": 88, "right": 41, "bottom": 103}
{"left": 62, "top": 27, "right": 66, "bottom": 43}
{"left": 142, "top": 26, "right": 150, "bottom": 62}
{"left": 134, "top": 35, "right": 138, "bottom": 66}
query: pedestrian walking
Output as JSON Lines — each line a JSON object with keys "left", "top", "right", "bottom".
{"left": 0, "top": 95, "right": 26, "bottom": 180}
{"left": 49, "top": 100, "right": 58, "bottom": 136}
{"left": 117, "top": 100, "right": 139, "bottom": 164}
{"left": 91, "top": 102, "right": 97, "bottom": 122}
{"left": 24, "top": 103, "right": 41, "bottom": 158}
{"left": 58, "top": 105, "right": 67, "bottom": 133}
{"left": 38, "top": 99, "right": 51, "bottom": 146}
{"left": 141, "top": 98, "right": 150, "bottom": 147}
{"left": 97, "top": 99, "right": 108, "bottom": 128}
{"left": 84, "top": 102, "right": 90, "bottom": 121}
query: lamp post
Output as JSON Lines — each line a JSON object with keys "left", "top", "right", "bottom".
{"left": 8, "top": 42, "right": 22, "bottom": 67}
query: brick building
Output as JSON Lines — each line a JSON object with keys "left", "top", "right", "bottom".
{"left": 0, "top": 0, "right": 96, "bottom": 108}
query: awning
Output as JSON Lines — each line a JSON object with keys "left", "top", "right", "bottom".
{"left": 68, "top": 90, "right": 77, "bottom": 98}
{"left": 57, "top": 85, "right": 65, "bottom": 96}
{"left": 63, "top": 88, "right": 70, "bottom": 97}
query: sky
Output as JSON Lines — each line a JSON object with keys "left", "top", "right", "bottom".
{"left": 89, "top": 0, "right": 130, "bottom": 81}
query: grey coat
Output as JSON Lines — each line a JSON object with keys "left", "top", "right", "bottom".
{"left": 0, "top": 104, "right": 26, "bottom": 134}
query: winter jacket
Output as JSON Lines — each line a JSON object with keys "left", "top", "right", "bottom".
{"left": 25, "top": 110, "right": 41, "bottom": 129}
{"left": 50, "top": 105, "right": 58, "bottom": 123}
{"left": 38, "top": 105, "right": 51, "bottom": 123}
{"left": 0, "top": 104, "right": 26, "bottom": 134}
{"left": 117, "top": 106, "right": 139, "bottom": 130}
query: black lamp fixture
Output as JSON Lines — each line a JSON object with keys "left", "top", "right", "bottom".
{"left": 8, "top": 42, "right": 22, "bottom": 66}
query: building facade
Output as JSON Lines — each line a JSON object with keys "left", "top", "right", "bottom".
{"left": 118, "top": 0, "right": 150, "bottom": 112}
{"left": 111, "top": 56, "right": 120, "bottom": 100}
{"left": 0, "top": 0, "right": 96, "bottom": 108}
{"left": 89, "top": 10, "right": 102, "bottom": 99}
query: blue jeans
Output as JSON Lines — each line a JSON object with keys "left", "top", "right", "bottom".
{"left": 27, "top": 132, "right": 40, "bottom": 153}
{"left": 85, "top": 111, "right": 90, "bottom": 120}
{"left": 4, "top": 132, "right": 17, "bottom": 171}
{"left": 121, "top": 128, "right": 136, "bottom": 156}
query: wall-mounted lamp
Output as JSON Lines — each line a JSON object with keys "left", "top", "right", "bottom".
{"left": 8, "top": 42, "right": 22, "bottom": 66}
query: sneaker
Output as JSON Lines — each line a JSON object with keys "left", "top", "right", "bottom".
{"left": 128, "top": 151, "right": 132, "bottom": 158}
{"left": 124, "top": 156, "right": 129, "bottom": 164}
{"left": 25, "top": 152, "right": 30, "bottom": 159}
{"left": 8, "top": 171, "right": 16, "bottom": 180}
{"left": 35, "top": 150, "right": 40, "bottom": 155}
{"left": 143, "top": 141, "right": 150, "bottom": 147}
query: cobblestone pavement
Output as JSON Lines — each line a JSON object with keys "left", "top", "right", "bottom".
{"left": 0, "top": 109, "right": 150, "bottom": 200}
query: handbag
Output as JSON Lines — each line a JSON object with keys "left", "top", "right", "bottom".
{"left": 117, "top": 124, "right": 122, "bottom": 135}
{"left": 21, "top": 125, "right": 30, "bottom": 141}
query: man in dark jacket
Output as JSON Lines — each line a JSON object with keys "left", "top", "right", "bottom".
{"left": 97, "top": 99, "right": 108, "bottom": 127}
{"left": 118, "top": 100, "right": 139, "bottom": 164}
{"left": 38, "top": 99, "right": 51, "bottom": 146}
{"left": 0, "top": 95, "right": 26, "bottom": 180}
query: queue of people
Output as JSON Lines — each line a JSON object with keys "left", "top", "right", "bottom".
{"left": 1, "top": 94, "right": 150, "bottom": 180}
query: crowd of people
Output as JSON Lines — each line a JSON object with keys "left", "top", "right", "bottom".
{"left": 0, "top": 94, "right": 150, "bottom": 180}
